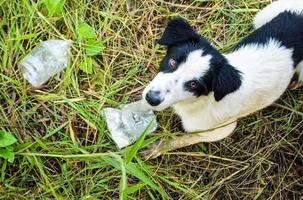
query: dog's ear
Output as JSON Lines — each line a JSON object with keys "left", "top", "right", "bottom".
{"left": 212, "top": 64, "right": 242, "bottom": 101}
{"left": 158, "top": 18, "right": 199, "bottom": 46}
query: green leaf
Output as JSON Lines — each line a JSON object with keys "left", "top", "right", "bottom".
{"left": 86, "top": 39, "right": 105, "bottom": 56}
{"left": 125, "top": 163, "right": 167, "bottom": 198}
{"left": 45, "top": 0, "right": 65, "bottom": 16}
{"left": 0, "top": 131, "right": 17, "bottom": 147}
{"left": 123, "top": 183, "right": 146, "bottom": 195}
{"left": 119, "top": 159, "right": 127, "bottom": 200}
{"left": 76, "top": 23, "right": 96, "bottom": 39}
{"left": 102, "top": 156, "right": 167, "bottom": 199}
{"left": 101, "top": 155, "right": 127, "bottom": 200}
{"left": 197, "top": 143, "right": 208, "bottom": 152}
{"left": 124, "top": 118, "right": 156, "bottom": 164}
{"left": 102, "top": 155, "right": 121, "bottom": 170}
{"left": 79, "top": 57, "right": 93, "bottom": 74}
{"left": 1, "top": 159, "right": 7, "bottom": 181}
{"left": 0, "top": 148, "right": 15, "bottom": 163}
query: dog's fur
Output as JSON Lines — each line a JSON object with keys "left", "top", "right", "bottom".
{"left": 142, "top": 0, "right": 303, "bottom": 158}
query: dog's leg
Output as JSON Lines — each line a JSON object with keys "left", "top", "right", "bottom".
{"left": 141, "top": 122, "right": 237, "bottom": 159}
{"left": 296, "top": 61, "right": 303, "bottom": 87}
{"left": 290, "top": 61, "right": 303, "bottom": 89}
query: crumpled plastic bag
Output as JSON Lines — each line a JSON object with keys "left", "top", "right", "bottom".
{"left": 19, "top": 39, "right": 72, "bottom": 87}
{"left": 103, "top": 100, "right": 157, "bottom": 149}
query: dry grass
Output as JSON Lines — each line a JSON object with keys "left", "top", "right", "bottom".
{"left": 0, "top": 0, "right": 302, "bottom": 199}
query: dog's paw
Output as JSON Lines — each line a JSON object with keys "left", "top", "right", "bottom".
{"left": 289, "top": 74, "right": 303, "bottom": 90}
{"left": 289, "top": 81, "right": 303, "bottom": 90}
{"left": 140, "top": 141, "right": 164, "bottom": 160}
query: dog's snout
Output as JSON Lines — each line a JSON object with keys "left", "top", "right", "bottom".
{"left": 145, "top": 90, "right": 162, "bottom": 106}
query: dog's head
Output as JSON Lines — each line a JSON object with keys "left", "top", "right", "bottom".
{"left": 143, "top": 18, "right": 242, "bottom": 111}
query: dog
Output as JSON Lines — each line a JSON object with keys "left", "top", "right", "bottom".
{"left": 141, "top": 0, "right": 303, "bottom": 159}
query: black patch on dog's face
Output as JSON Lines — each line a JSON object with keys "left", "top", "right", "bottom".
{"left": 184, "top": 78, "right": 210, "bottom": 97}
{"left": 210, "top": 63, "right": 243, "bottom": 101}
{"left": 158, "top": 17, "right": 201, "bottom": 73}
{"left": 182, "top": 54, "right": 243, "bottom": 101}
{"left": 156, "top": 17, "right": 243, "bottom": 102}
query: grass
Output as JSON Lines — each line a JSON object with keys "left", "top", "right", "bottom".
{"left": 0, "top": 0, "right": 302, "bottom": 199}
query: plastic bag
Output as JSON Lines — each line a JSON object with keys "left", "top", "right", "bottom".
{"left": 19, "top": 39, "right": 72, "bottom": 87}
{"left": 103, "top": 100, "right": 157, "bottom": 149}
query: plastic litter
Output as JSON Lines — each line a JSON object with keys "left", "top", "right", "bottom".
{"left": 103, "top": 100, "right": 157, "bottom": 149}
{"left": 19, "top": 39, "right": 72, "bottom": 87}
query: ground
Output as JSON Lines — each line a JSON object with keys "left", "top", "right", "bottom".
{"left": 0, "top": 0, "right": 302, "bottom": 199}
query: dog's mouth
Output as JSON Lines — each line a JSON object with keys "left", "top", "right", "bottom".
{"left": 143, "top": 99, "right": 166, "bottom": 111}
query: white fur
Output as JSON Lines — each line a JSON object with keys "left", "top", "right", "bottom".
{"left": 254, "top": 0, "right": 303, "bottom": 29}
{"left": 174, "top": 39, "right": 294, "bottom": 132}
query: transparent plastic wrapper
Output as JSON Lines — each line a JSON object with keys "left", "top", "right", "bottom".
{"left": 103, "top": 100, "right": 157, "bottom": 149}
{"left": 19, "top": 39, "right": 72, "bottom": 87}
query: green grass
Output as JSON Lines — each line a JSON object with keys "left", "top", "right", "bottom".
{"left": 0, "top": 0, "right": 302, "bottom": 199}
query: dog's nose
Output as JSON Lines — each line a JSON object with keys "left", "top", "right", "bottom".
{"left": 145, "top": 90, "right": 162, "bottom": 106}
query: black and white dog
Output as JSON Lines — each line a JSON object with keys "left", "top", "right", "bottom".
{"left": 142, "top": 0, "right": 303, "bottom": 158}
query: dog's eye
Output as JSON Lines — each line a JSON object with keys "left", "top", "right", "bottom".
{"left": 190, "top": 81, "right": 198, "bottom": 89}
{"left": 168, "top": 58, "right": 177, "bottom": 69}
